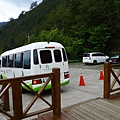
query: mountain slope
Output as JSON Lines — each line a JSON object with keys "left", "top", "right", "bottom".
{"left": 0, "top": 22, "right": 7, "bottom": 27}
{"left": 0, "top": 0, "right": 63, "bottom": 52}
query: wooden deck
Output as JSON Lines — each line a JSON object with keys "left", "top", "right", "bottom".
{"left": 33, "top": 93, "right": 120, "bottom": 120}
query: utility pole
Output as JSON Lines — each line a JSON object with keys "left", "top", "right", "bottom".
{"left": 26, "top": 33, "right": 30, "bottom": 43}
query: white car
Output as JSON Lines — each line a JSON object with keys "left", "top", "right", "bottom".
{"left": 82, "top": 52, "right": 109, "bottom": 65}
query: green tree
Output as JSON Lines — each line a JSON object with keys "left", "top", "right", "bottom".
{"left": 83, "top": 25, "right": 111, "bottom": 53}
{"left": 36, "top": 28, "right": 74, "bottom": 58}
{"left": 30, "top": 1, "right": 38, "bottom": 10}
{"left": 44, "top": 1, "right": 70, "bottom": 30}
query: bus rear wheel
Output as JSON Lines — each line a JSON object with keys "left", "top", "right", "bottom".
{"left": 22, "top": 87, "right": 27, "bottom": 94}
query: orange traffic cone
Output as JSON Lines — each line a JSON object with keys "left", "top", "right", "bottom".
{"left": 79, "top": 73, "right": 85, "bottom": 86}
{"left": 99, "top": 69, "right": 104, "bottom": 80}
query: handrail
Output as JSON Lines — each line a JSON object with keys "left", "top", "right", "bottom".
{"left": 0, "top": 68, "right": 61, "bottom": 120}
{"left": 104, "top": 62, "right": 120, "bottom": 98}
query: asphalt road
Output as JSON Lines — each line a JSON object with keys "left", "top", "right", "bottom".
{"left": 1, "top": 63, "right": 105, "bottom": 120}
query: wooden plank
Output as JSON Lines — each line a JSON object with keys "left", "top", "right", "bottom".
{"left": 48, "top": 112, "right": 68, "bottom": 120}
{"left": 35, "top": 113, "right": 57, "bottom": 120}
{"left": 33, "top": 116, "right": 45, "bottom": 120}
{"left": 89, "top": 99, "right": 120, "bottom": 120}
{"left": 74, "top": 106, "right": 94, "bottom": 120}
{"left": 78, "top": 104, "right": 102, "bottom": 120}
{"left": 61, "top": 109, "right": 77, "bottom": 120}
{"left": 82, "top": 102, "right": 110, "bottom": 120}
{"left": 39, "top": 113, "right": 53, "bottom": 120}
{"left": 72, "top": 108, "right": 92, "bottom": 120}
{"left": 95, "top": 99, "right": 120, "bottom": 114}
{"left": 33, "top": 98, "right": 120, "bottom": 120}
{"left": 104, "top": 98, "right": 120, "bottom": 107}
{"left": 86, "top": 101, "right": 112, "bottom": 120}
{"left": 63, "top": 109, "right": 85, "bottom": 120}
{"left": 36, "top": 111, "right": 70, "bottom": 120}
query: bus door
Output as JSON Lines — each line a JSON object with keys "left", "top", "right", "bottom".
{"left": 38, "top": 48, "right": 63, "bottom": 76}
{"left": 39, "top": 48, "right": 68, "bottom": 82}
{"left": 30, "top": 49, "right": 53, "bottom": 76}
{"left": 39, "top": 49, "right": 54, "bottom": 74}
{"left": 38, "top": 48, "right": 69, "bottom": 81}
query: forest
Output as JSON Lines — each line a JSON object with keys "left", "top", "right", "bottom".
{"left": 0, "top": 0, "right": 120, "bottom": 60}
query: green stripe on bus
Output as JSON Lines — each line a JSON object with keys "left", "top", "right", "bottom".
{"left": 1, "top": 75, "right": 70, "bottom": 92}
{"left": 23, "top": 79, "right": 70, "bottom": 92}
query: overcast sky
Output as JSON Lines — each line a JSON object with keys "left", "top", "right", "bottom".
{"left": 0, "top": 0, "right": 43, "bottom": 22}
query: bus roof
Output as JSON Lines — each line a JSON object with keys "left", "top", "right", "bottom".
{"left": 1, "top": 42, "right": 64, "bottom": 56}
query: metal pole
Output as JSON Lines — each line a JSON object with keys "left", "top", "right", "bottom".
{"left": 28, "top": 33, "right": 29, "bottom": 42}
{"left": 26, "top": 33, "right": 29, "bottom": 43}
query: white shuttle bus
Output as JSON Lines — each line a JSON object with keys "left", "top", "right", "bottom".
{"left": 0, "top": 42, "right": 70, "bottom": 92}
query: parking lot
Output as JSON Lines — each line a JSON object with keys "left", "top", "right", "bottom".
{"left": 1, "top": 63, "right": 105, "bottom": 120}
{"left": 22, "top": 63, "right": 104, "bottom": 119}
{"left": 62, "top": 63, "right": 104, "bottom": 106}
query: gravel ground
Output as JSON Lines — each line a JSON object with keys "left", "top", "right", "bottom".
{"left": 69, "top": 62, "right": 104, "bottom": 70}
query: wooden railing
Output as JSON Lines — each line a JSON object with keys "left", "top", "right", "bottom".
{"left": 0, "top": 68, "right": 61, "bottom": 120}
{"left": 104, "top": 62, "right": 120, "bottom": 98}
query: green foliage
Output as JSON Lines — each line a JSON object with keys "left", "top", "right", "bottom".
{"left": 84, "top": 25, "right": 111, "bottom": 52}
{"left": 44, "top": 2, "right": 70, "bottom": 30}
{"left": 0, "top": 0, "right": 118, "bottom": 60}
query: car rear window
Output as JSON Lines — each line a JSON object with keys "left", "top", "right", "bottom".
{"left": 111, "top": 55, "right": 119, "bottom": 58}
{"left": 92, "top": 53, "right": 105, "bottom": 56}
{"left": 84, "top": 54, "right": 90, "bottom": 57}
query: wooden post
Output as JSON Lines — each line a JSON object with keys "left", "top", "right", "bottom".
{"left": 52, "top": 68, "right": 61, "bottom": 116}
{"left": 3, "top": 84, "right": 10, "bottom": 111}
{"left": 1, "top": 74, "right": 10, "bottom": 111}
{"left": 104, "top": 62, "right": 110, "bottom": 98}
{"left": 12, "top": 79, "right": 23, "bottom": 120}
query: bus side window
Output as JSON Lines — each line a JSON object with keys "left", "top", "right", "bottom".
{"left": 23, "top": 50, "right": 31, "bottom": 69}
{"left": 15, "top": 53, "right": 23, "bottom": 68}
{"left": 14, "top": 54, "right": 16, "bottom": 67}
{"left": 62, "top": 48, "right": 67, "bottom": 62}
{"left": 6, "top": 56, "right": 9, "bottom": 67}
{"left": 2, "top": 56, "right": 7, "bottom": 67}
{"left": 33, "top": 49, "right": 39, "bottom": 65}
{"left": 21, "top": 53, "right": 23, "bottom": 67}
{"left": 9, "top": 54, "right": 14, "bottom": 67}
